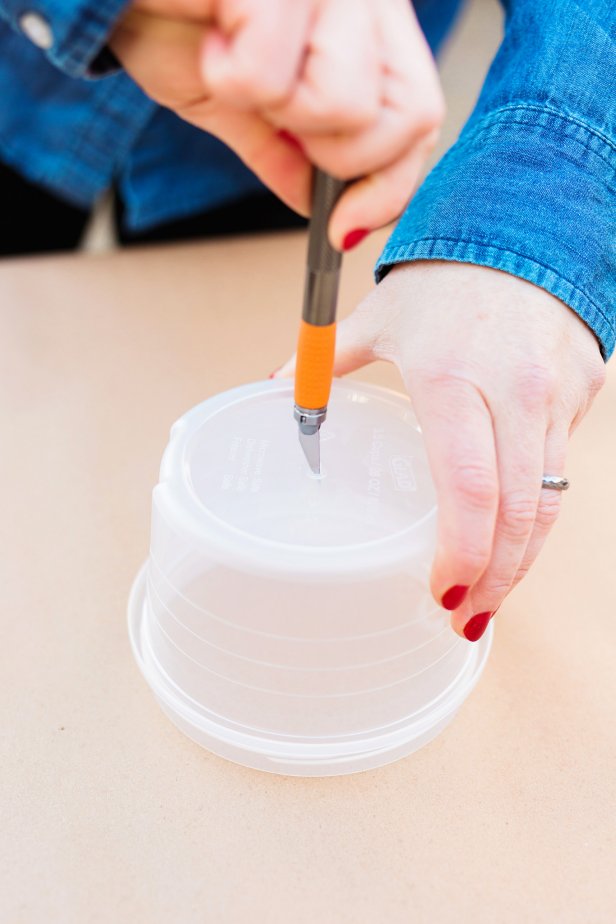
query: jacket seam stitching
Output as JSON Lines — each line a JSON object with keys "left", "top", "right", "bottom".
{"left": 457, "top": 106, "right": 616, "bottom": 173}
{"left": 465, "top": 103, "right": 616, "bottom": 153}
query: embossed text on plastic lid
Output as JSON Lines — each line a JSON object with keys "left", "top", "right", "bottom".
{"left": 154, "top": 379, "right": 438, "bottom": 575}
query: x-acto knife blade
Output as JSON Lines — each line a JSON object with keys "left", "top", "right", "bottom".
{"left": 294, "top": 170, "right": 347, "bottom": 474}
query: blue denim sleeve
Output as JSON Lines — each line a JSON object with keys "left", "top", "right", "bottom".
{"left": 0, "top": 0, "right": 128, "bottom": 77}
{"left": 376, "top": 0, "right": 616, "bottom": 360}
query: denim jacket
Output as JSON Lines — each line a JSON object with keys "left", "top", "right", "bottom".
{"left": 1, "top": 0, "right": 614, "bottom": 358}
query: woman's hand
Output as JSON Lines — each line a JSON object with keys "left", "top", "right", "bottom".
{"left": 109, "top": 0, "right": 444, "bottom": 249}
{"left": 274, "top": 262, "right": 606, "bottom": 640}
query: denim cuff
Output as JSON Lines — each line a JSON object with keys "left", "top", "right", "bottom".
{"left": 3, "top": 0, "right": 128, "bottom": 77}
{"left": 376, "top": 105, "right": 616, "bottom": 361}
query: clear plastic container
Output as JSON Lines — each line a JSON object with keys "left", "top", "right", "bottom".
{"left": 128, "top": 379, "right": 491, "bottom": 775}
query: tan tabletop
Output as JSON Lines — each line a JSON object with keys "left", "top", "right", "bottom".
{"left": 1, "top": 232, "right": 615, "bottom": 924}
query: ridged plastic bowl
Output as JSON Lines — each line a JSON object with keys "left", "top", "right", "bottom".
{"left": 128, "top": 379, "right": 491, "bottom": 775}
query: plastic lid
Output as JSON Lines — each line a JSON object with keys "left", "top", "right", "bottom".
{"left": 156, "top": 380, "right": 437, "bottom": 574}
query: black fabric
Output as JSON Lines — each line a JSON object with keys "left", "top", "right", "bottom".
{"left": 114, "top": 191, "right": 307, "bottom": 246}
{"left": 0, "top": 159, "right": 307, "bottom": 257}
{"left": 0, "top": 161, "right": 90, "bottom": 256}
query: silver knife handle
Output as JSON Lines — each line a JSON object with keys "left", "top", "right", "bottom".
{"left": 302, "top": 170, "right": 347, "bottom": 326}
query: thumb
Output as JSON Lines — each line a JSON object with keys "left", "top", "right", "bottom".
{"left": 272, "top": 300, "right": 382, "bottom": 379}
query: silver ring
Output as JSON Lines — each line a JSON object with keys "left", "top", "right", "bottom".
{"left": 542, "top": 475, "right": 570, "bottom": 491}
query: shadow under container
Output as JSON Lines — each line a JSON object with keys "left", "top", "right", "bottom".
{"left": 128, "top": 379, "right": 491, "bottom": 775}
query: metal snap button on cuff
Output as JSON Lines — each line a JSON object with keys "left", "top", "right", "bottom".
{"left": 19, "top": 11, "right": 54, "bottom": 49}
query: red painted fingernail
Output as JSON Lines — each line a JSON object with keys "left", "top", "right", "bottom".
{"left": 277, "top": 129, "right": 304, "bottom": 153}
{"left": 268, "top": 366, "right": 282, "bottom": 380}
{"left": 441, "top": 585, "right": 469, "bottom": 611}
{"left": 463, "top": 611, "right": 492, "bottom": 642}
{"left": 342, "top": 228, "right": 369, "bottom": 251}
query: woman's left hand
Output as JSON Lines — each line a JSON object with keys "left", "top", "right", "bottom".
{"left": 274, "top": 261, "right": 606, "bottom": 638}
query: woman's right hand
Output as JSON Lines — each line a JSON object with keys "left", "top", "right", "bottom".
{"left": 110, "top": 0, "right": 444, "bottom": 249}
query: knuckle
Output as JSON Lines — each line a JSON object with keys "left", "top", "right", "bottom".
{"left": 412, "top": 90, "right": 446, "bottom": 136}
{"left": 451, "top": 462, "right": 499, "bottom": 510}
{"left": 312, "top": 97, "right": 376, "bottom": 130}
{"left": 421, "top": 126, "right": 441, "bottom": 158}
{"left": 257, "top": 87, "right": 293, "bottom": 108}
{"left": 313, "top": 151, "right": 357, "bottom": 181}
{"left": 482, "top": 575, "right": 512, "bottom": 601}
{"left": 516, "top": 362, "right": 557, "bottom": 411}
{"left": 224, "top": 61, "right": 292, "bottom": 107}
{"left": 587, "top": 360, "right": 607, "bottom": 398}
{"left": 347, "top": 104, "right": 379, "bottom": 130}
{"left": 376, "top": 174, "right": 412, "bottom": 216}
{"left": 413, "top": 363, "right": 477, "bottom": 397}
{"left": 456, "top": 542, "right": 492, "bottom": 575}
{"left": 498, "top": 492, "right": 538, "bottom": 540}
{"left": 534, "top": 493, "right": 562, "bottom": 532}
{"left": 244, "top": 78, "right": 291, "bottom": 109}
{"left": 514, "top": 561, "right": 532, "bottom": 584}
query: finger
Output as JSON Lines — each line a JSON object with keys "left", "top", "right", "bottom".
{"left": 296, "top": 0, "right": 442, "bottom": 170}
{"left": 200, "top": 0, "right": 312, "bottom": 109}
{"left": 299, "top": 0, "right": 443, "bottom": 247}
{"left": 176, "top": 100, "right": 312, "bottom": 216}
{"left": 299, "top": 68, "right": 442, "bottom": 182}
{"left": 508, "top": 425, "right": 569, "bottom": 593}
{"left": 408, "top": 369, "right": 499, "bottom": 616}
{"left": 132, "top": 0, "right": 214, "bottom": 18}
{"left": 326, "top": 131, "right": 438, "bottom": 249}
{"left": 450, "top": 388, "right": 548, "bottom": 638}
{"left": 111, "top": 11, "right": 209, "bottom": 109}
{"left": 265, "top": 0, "right": 380, "bottom": 134}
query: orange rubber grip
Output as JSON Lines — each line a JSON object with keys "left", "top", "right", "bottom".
{"left": 294, "top": 320, "right": 337, "bottom": 410}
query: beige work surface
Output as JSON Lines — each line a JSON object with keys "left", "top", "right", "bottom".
{"left": 1, "top": 232, "right": 615, "bottom": 924}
